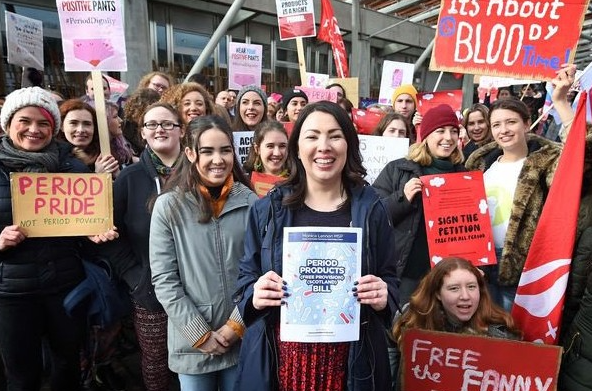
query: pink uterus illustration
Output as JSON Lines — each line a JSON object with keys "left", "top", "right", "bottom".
{"left": 73, "top": 39, "right": 114, "bottom": 67}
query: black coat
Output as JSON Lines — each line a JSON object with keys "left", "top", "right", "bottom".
{"left": 372, "top": 158, "right": 465, "bottom": 277}
{"left": 0, "top": 141, "right": 89, "bottom": 297}
{"left": 100, "top": 148, "right": 163, "bottom": 311}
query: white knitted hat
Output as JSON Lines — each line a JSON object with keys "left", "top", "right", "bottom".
{"left": 1, "top": 87, "right": 61, "bottom": 135}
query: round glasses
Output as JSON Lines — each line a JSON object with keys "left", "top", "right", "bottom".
{"left": 143, "top": 121, "right": 180, "bottom": 131}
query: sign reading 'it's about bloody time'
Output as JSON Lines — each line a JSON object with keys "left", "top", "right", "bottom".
{"left": 430, "top": 0, "right": 590, "bottom": 80}
{"left": 11, "top": 173, "right": 113, "bottom": 237}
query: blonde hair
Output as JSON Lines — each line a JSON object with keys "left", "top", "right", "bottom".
{"left": 407, "top": 139, "right": 463, "bottom": 166}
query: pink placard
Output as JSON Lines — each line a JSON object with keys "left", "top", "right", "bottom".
{"left": 56, "top": 0, "right": 127, "bottom": 71}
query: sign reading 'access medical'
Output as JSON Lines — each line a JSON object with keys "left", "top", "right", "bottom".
{"left": 430, "top": 0, "right": 590, "bottom": 80}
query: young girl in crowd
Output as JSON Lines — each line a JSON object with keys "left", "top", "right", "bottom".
{"left": 104, "top": 103, "right": 187, "bottom": 391}
{"left": 243, "top": 120, "right": 289, "bottom": 178}
{"left": 160, "top": 82, "right": 214, "bottom": 125}
{"left": 234, "top": 101, "right": 398, "bottom": 390}
{"left": 373, "top": 112, "right": 412, "bottom": 138}
{"left": 465, "top": 64, "right": 592, "bottom": 311}
{"left": 373, "top": 104, "right": 466, "bottom": 306}
{"left": 149, "top": 115, "right": 257, "bottom": 391}
{"left": 282, "top": 88, "right": 308, "bottom": 123}
{"left": 57, "top": 99, "right": 120, "bottom": 176}
{"left": 233, "top": 85, "right": 268, "bottom": 131}
{"left": 122, "top": 88, "right": 161, "bottom": 155}
{"left": 462, "top": 103, "right": 492, "bottom": 160}
{"left": 391, "top": 257, "right": 520, "bottom": 389}
{"left": 137, "top": 71, "right": 174, "bottom": 95}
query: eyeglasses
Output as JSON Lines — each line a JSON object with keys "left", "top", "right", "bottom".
{"left": 150, "top": 82, "right": 168, "bottom": 91}
{"left": 143, "top": 121, "right": 180, "bottom": 131}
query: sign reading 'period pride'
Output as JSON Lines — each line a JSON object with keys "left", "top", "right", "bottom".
{"left": 431, "top": 0, "right": 590, "bottom": 80}
{"left": 56, "top": 0, "right": 127, "bottom": 71}
{"left": 11, "top": 173, "right": 113, "bottom": 237}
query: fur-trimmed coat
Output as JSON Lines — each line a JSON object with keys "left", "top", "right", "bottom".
{"left": 465, "top": 133, "right": 592, "bottom": 286}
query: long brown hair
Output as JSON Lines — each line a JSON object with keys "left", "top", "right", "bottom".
{"left": 161, "top": 115, "right": 253, "bottom": 223}
{"left": 392, "top": 257, "right": 521, "bottom": 346}
{"left": 57, "top": 99, "right": 100, "bottom": 165}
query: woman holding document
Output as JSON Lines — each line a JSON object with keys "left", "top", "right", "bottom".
{"left": 233, "top": 101, "right": 398, "bottom": 391}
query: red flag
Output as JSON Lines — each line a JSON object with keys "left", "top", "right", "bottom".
{"left": 318, "top": 0, "right": 349, "bottom": 78}
{"left": 511, "top": 92, "right": 588, "bottom": 344}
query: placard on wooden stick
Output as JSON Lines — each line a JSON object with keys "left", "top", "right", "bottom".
{"left": 11, "top": 173, "right": 113, "bottom": 237}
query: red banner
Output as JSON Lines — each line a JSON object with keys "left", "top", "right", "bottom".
{"left": 511, "top": 92, "right": 587, "bottom": 344}
{"left": 318, "top": 0, "right": 349, "bottom": 78}
{"left": 420, "top": 171, "right": 496, "bottom": 267}
{"left": 430, "top": 0, "right": 589, "bottom": 80}
{"left": 401, "top": 329, "right": 562, "bottom": 391}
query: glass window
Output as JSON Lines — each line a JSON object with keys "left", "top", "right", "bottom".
{"left": 156, "top": 24, "right": 167, "bottom": 70}
{"left": 173, "top": 29, "right": 214, "bottom": 78}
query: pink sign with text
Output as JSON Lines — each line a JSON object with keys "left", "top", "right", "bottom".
{"left": 56, "top": 0, "right": 127, "bottom": 71}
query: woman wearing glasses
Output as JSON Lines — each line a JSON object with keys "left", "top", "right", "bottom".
{"left": 104, "top": 102, "right": 185, "bottom": 391}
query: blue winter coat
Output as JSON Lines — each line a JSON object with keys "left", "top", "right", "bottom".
{"left": 233, "top": 184, "right": 398, "bottom": 391}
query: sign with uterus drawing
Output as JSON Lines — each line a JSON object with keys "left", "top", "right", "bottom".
{"left": 56, "top": 0, "right": 127, "bottom": 71}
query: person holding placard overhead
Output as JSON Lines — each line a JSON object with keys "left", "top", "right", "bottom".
{"left": 0, "top": 87, "right": 113, "bottom": 390}
{"left": 233, "top": 101, "right": 398, "bottom": 391}
{"left": 464, "top": 64, "right": 592, "bottom": 311}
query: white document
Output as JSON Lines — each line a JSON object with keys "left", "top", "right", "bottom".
{"left": 280, "top": 226, "right": 362, "bottom": 343}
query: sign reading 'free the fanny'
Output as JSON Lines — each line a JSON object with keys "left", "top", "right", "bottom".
{"left": 10, "top": 173, "right": 113, "bottom": 237}
{"left": 430, "top": 0, "right": 590, "bottom": 80}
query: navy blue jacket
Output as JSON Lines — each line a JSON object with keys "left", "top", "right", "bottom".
{"left": 233, "top": 185, "right": 398, "bottom": 391}
{"left": 0, "top": 141, "right": 90, "bottom": 297}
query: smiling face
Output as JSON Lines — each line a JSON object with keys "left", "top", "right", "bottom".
{"left": 437, "top": 269, "right": 480, "bottom": 324}
{"left": 298, "top": 111, "right": 347, "bottom": 189}
{"left": 141, "top": 106, "right": 184, "bottom": 161}
{"left": 466, "top": 111, "right": 489, "bottom": 143}
{"left": 185, "top": 128, "right": 234, "bottom": 187}
{"left": 490, "top": 108, "right": 529, "bottom": 154}
{"left": 425, "top": 125, "right": 459, "bottom": 159}
{"left": 8, "top": 106, "right": 54, "bottom": 151}
{"left": 286, "top": 98, "right": 307, "bottom": 123}
{"left": 382, "top": 119, "right": 407, "bottom": 138}
{"left": 393, "top": 93, "right": 415, "bottom": 118}
{"left": 239, "top": 91, "right": 265, "bottom": 129}
{"left": 255, "top": 130, "right": 288, "bottom": 176}
{"left": 63, "top": 109, "right": 94, "bottom": 149}
{"left": 182, "top": 91, "right": 206, "bottom": 124}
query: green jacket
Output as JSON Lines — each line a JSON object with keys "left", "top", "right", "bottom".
{"left": 149, "top": 182, "right": 258, "bottom": 375}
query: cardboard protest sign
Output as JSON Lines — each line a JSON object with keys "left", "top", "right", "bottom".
{"left": 232, "top": 131, "right": 254, "bottom": 166}
{"left": 306, "top": 72, "right": 330, "bottom": 88}
{"left": 251, "top": 171, "right": 283, "bottom": 198}
{"left": 11, "top": 173, "right": 113, "bottom": 237}
{"left": 5, "top": 12, "right": 43, "bottom": 70}
{"left": 295, "top": 86, "right": 338, "bottom": 103}
{"left": 430, "top": 0, "right": 590, "bottom": 80}
{"left": 420, "top": 171, "right": 496, "bottom": 267}
{"left": 275, "top": 0, "right": 316, "bottom": 40}
{"left": 56, "top": 0, "right": 127, "bottom": 71}
{"left": 358, "top": 135, "right": 409, "bottom": 184}
{"left": 228, "top": 43, "right": 263, "bottom": 90}
{"left": 401, "top": 329, "right": 562, "bottom": 391}
{"left": 378, "top": 61, "right": 415, "bottom": 106}
{"left": 328, "top": 77, "right": 359, "bottom": 107}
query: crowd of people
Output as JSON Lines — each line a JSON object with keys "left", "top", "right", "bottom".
{"left": 0, "top": 62, "right": 590, "bottom": 391}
